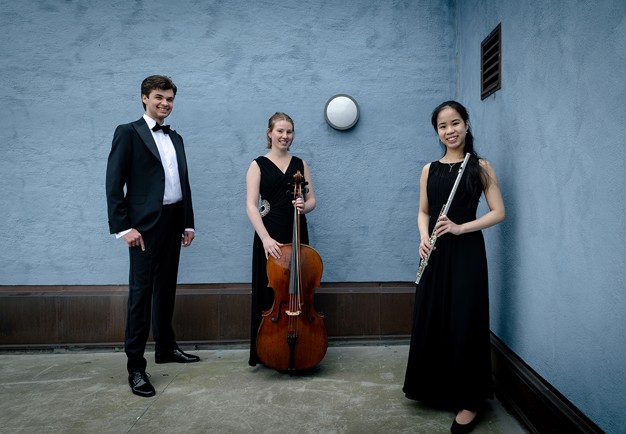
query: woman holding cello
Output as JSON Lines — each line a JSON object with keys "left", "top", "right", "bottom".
{"left": 245, "top": 112, "right": 320, "bottom": 368}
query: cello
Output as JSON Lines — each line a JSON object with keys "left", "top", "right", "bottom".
{"left": 255, "top": 170, "right": 328, "bottom": 371}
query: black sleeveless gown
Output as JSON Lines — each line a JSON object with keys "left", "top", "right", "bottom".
{"left": 403, "top": 160, "right": 493, "bottom": 410}
{"left": 248, "top": 156, "right": 309, "bottom": 366}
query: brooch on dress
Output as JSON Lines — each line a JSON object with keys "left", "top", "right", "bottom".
{"left": 259, "top": 199, "right": 270, "bottom": 217}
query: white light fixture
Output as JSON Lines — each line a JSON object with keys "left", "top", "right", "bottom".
{"left": 324, "top": 94, "right": 359, "bottom": 130}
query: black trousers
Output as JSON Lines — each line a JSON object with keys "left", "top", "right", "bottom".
{"left": 125, "top": 202, "right": 184, "bottom": 373}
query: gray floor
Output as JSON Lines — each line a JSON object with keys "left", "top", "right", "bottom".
{"left": 0, "top": 344, "right": 528, "bottom": 433}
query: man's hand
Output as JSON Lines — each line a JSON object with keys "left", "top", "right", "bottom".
{"left": 182, "top": 230, "right": 195, "bottom": 247}
{"left": 122, "top": 229, "right": 145, "bottom": 251}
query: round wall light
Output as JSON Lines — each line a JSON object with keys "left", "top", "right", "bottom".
{"left": 324, "top": 94, "right": 359, "bottom": 130}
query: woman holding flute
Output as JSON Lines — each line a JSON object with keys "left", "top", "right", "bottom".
{"left": 403, "top": 101, "right": 505, "bottom": 433}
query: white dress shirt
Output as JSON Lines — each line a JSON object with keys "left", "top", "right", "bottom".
{"left": 143, "top": 114, "right": 183, "bottom": 205}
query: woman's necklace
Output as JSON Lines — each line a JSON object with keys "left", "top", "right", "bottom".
{"left": 443, "top": 160, "right": 462, "bottom": 172}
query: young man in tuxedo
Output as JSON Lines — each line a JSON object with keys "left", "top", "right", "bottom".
{"left": 106, "top": 75, "right": 199, "bottom": 397}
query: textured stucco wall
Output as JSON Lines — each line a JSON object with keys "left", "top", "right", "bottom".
{"left": 456, "top": 1, "right": 626, "bottom": 432}
{"left": 3, "top": 0, "right": 624, "bottom": 432}
{"left": 0, "top": 0, "right": 455, "bottom": 285}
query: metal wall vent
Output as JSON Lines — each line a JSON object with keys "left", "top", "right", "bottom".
{"left": 481, "top": 23, "right": 502, "bottom": 100}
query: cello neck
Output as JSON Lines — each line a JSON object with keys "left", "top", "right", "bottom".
{"left": 289, "top": 170, "right": 305, "bottom": 299}
{"left": 289, "top": 203, "right": 300, "bottom": 297}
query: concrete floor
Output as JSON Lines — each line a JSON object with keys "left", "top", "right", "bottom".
{"left": 0, "top": 344, "right": 528, "bottom": 433}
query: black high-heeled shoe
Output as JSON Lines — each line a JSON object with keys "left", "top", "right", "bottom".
{"left": 450, "top": 412, "right": 480, "bottom": 433}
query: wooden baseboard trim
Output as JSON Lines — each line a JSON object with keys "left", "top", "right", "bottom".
{"left": 0, "top": 283, "right": 415, "bottom": 347}
{"left": 491, "top": 333, "right": 603, "bottom": 433}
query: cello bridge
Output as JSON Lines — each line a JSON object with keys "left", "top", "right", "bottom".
{"left": 285, "top": 310, "right": 301, "bottom": 316}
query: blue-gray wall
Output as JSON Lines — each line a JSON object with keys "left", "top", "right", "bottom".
{"left": 455, "top": 1, "right": 625, "bottom": 433}
{"left": 1, "top": 0, "right": 624, "bottom": 432}
{"left": 1, "top": 0, "right": 455, "bottom": 284}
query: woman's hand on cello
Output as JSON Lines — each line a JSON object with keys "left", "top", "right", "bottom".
{"left": 292, "top": 197, "right": 305, "bottom": 214}
{"left": 262, "top": 237, "right": 283, "bottom": 259}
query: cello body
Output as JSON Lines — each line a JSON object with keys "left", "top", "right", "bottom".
{"left": 255, "top": 170, "right": 328, "bottom": 372}
{"left": 256, "top": 243, "right": 327, "bottom": 371}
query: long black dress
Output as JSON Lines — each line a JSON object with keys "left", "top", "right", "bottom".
{"left": 403, "top": 160, "right": 493, "bottom": 410}
{"left": 248, "top": 156, "right": 309, "bottom": 366}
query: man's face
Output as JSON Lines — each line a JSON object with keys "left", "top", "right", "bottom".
{"left": 142, "top": 88, "right": 174, "bottom": 123}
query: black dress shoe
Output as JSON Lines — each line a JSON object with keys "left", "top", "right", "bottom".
{"left": 155, "top": 348, "right": 200, "bottom": 364}
{"left": 450, "top": 412, "right": 480, "bottom": 434}
{"left": 128, "top": 371, "right": 155, "bottom": 397}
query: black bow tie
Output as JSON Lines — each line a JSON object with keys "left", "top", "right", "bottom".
{"left": 152, "top": 123, "right": 171, "bottom": 134}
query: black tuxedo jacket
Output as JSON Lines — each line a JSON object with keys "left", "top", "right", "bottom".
{"left": 106, "top": 117, "right": 194, "bottom": 234}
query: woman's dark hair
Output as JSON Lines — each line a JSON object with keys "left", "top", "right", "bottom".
{"left": 140, "top": 75, "right": 177, "bottom": 110}
{"left": 431, "top": 100, "right": 489, "bottom": 198}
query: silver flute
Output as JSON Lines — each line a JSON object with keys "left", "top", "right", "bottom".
{"left": 415, "top": 152, "right": 471, "bottom": 284}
